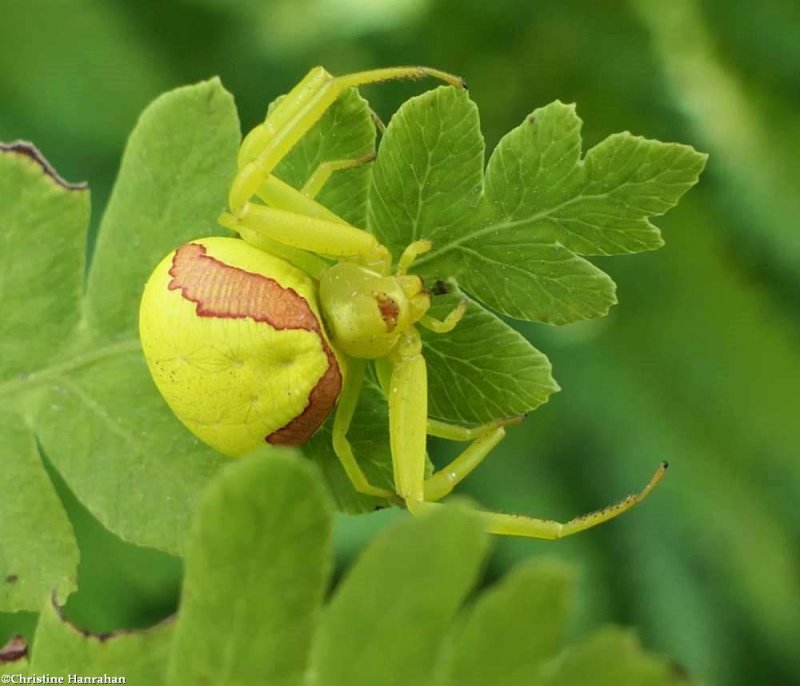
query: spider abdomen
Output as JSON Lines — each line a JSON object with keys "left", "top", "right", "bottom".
{"left": 139, "top": 236, "right": 342, "bottom": 457}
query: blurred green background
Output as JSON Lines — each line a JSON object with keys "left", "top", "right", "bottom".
{"left": 1, "top": 1, "right": 798, "bottom": 684}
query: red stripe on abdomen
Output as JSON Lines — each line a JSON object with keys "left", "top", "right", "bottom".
{"left": 168, "top": 242, "right": 342, "bottom": 446}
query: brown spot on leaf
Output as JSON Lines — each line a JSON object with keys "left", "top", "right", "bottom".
{"left": 169, "top": 243, "right": 342, "bottom": 445}
{"left": 4, "top": 574, "right": 18, "bottom": 583}
{"left": 374, "top": 291, "right": 399, "bottom": 331}
{"left": 0, "top": 635, "right": 27, "bottom": 663}
{"left": 50, "top": 591, "right": 176, "bottom": 642}
{"left": 0, "top": 140, "right": 87, "bottom": 190}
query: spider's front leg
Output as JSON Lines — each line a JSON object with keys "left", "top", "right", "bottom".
{"left": 220, "top": 65, "right": 465, "bottom": 272}
{"left": 387, "top": 328, "right": 668, "bottom": 539}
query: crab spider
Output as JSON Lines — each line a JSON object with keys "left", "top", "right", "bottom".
{"left": 139, "top": 66, "right": 667, "bottom": 539}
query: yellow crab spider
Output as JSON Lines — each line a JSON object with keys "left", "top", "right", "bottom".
{"left": 139, "top": 66, "right": 667, "bottom": 539}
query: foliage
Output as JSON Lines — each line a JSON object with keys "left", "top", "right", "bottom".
{"left": 0, "top": 82, "right": 237, "bottom": 615}
{"left": 1, "top": 75, "right": 701, "bottom": 581}
{"left": 0, "top": 62, "right": 705, "bottom": 681}
{"left": 2, "top": 452, "right": 697, "bottom": 685}
{"left": 2, "top": 1, "right": 797, "bottom": 683}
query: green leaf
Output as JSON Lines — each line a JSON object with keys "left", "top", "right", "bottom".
{"left": 370, "top": 88, "right": 706, "bottom": 324}
{"left": 309, "top": 505, "right": 487, "bottom": 686}
{"left": 0, "top": 412, "right": 77, "bottom": 612}
{"left": 541, "top": 627, "right": 689, "bottom": 686}
{"left": 368, "top": 87, "right": 485, "bottom": 262}
{"left": 0, "top": 79, "right": 239, "bottom": 582}
{"left": 29, "top": 596, "right": 173, "bottom": 685}
{"left": 86, "top": 77, "right": 239, "bottom": 338}
{"left": 440, "top": 560, "right": 574, "bottom": 686}
{"left": 423, "top": 291, "right": 559, "bottom": 424}
{"left": 32, "top": 353, "right": 225, "bottom": 555}
{"left": 444, "top": 235, "right": 618, "bottom": 327}
{"left": 40, "top": 78, "right": 239, "bottom": 554}
{"left": 0, "top": 144, "right": 87, "bottom": 381}
{"left": 484, "top": 111, "right": 705, "bottom": 256}
{"left": 166, "top": 451, "right": 332, "bottom": 686}
{"left": 0, "top": 145, "right": 85, "bottom": 611}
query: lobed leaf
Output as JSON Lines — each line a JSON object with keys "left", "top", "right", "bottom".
{"left": 439, "top": 560, "right": 575, "bottom": 686}
{"left": 368, "top": 86, "right": 484, "bottom": 262}
{"left": 160, "top": 457, "right": 694, "bottom": 686}
{"left": 166, "top": 451, "right": 332, "bottom": 686}
{"left": 0, "top": 147, "right": 85, "bottom": 611}
{"left": 13, "top": 450, "right": 699, "bottom": 684}
{"left": 370, "top": 88, "right": 706, "bottom": 325}
{"left": 540, "top": 627, "right": 685, "bottom": 686}
{"left": 0, "top": 73, "right": 707, "bottom": 589}
{"left": 169, "top": 456, "right": 702, "bottom": 686}
{"left": 309, "top": 505, "right": 487, "bottom": 686}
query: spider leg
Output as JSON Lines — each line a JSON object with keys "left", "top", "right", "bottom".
{"left": 397, "top": 240, "right": 433, "bottom": 274}
{"left": 223, "top": 151, "right": 389, "bottom": 270}
{"left": 388, "top": 329, "right": 668, "bottom": 538}
{"left": 230, "top": 66, "right": 464, "bottom": 212}
{"left": 257, "top": 174, "right": 347, "bottom": 223}
{"left": 423, "top": 416, "right": 524, "bottom": 502}
{"left": 224, "top": 157, "right": 378, "bottom": 277}
{"left": 395, "top": 242, "right": 467, "bottom": 331}
{"left": 220, "top": 173, "right": 335, "bottom": 278}
{"left": 227, "top": 66, "right": 462, "bottom": 272}
{"left": 220, "top": 203, "right": 388, "bottom": 268}
{"left": 301, "top": 154, "right": 376, "bottom": 199}
{"left": 474, "top": 463, "right": 668, "bottom": 539}
{"left": 387, "top": 330, "right": 429, "bottom": 506}
{"left": 418, "top": 301, "right": 467, "bottom": 333}
{"left": 331, "top": 357, "right": 398, "bottom": 500}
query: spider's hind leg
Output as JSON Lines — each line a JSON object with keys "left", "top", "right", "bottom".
{"left": 385, "top": 330, "right": 668, "bottom": 539}
{"left": 423, "top": 417, "right": 522, "bottom": 502}
{"left": 475, "top": 462, "right": 668, "bottom": 539}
